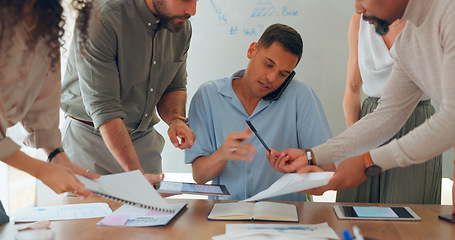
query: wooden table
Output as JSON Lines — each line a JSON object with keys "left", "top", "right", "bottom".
{"left": 1, "top": 196, "right": 454, "bottom": 240}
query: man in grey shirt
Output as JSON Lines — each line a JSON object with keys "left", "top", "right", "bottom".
{"left": 61, "top": 0, "right": 197, "bottom": 184}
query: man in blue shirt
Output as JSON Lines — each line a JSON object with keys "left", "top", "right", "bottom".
{"left": 185, "top": 24, "right": 334, "bottom": 201}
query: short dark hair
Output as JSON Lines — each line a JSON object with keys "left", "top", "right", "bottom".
{"left": 257, "top": 23, "right": 303, "bottom": 65}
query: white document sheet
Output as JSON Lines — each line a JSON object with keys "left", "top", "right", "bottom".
{"left": 243, "top": 172, "right": 334, "bottom": 202}
{"left": 212, "top": 222, "right": 339, "bottom": 240}
{"left": 13, "top": 203, "right": 112, "bottom": 222}
{"left": 98, "top": 203, "right": 187, "bottom": 227}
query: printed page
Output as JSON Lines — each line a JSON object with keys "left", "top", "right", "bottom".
{"left": 219, "top": 222, "right": 340, "bottom": 239}
{"left": 14, "top": 203, "right": 112, "bottom": 222}
{"left": 253, "top": 202, "right": 298, "bottom": 222}
{"left": 243, "top": 172, "right": 333, "bottom": 202}
{"left": 208, "top": 202, "right": 255, "bottom": 220}
{"left": 77, "top": 170, "right": 173, "bottom": 212}
{"left": 98, "top": 203, "right": 186, "bottom": 227}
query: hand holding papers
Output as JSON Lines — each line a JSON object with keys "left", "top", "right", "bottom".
{"left": 243, "top": 172, "right": 333, "bottom": 202}
{"left": 76, "top": 170, "right": 174, "bottom": 212}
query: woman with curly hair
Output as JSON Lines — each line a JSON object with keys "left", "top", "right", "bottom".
{"left": 0, "top": 0, "right": 97, "bottom": 226}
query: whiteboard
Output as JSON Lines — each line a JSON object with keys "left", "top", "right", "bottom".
{"left": 158, "top": 0, "right": 356, "bottom": 173}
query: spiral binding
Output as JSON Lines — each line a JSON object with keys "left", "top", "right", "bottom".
{"left": 93, "top": 191, "right": 174, "bottom": 213}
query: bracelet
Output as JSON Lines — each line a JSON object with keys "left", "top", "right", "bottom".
{"left": 48, "top": 148, "right": 64, "bottom": 163}
{"left": 305, "top": 149, "right": 316, "bottom": 166}
{"left": 170, "top": 116, "right": 189, "bottom": 126}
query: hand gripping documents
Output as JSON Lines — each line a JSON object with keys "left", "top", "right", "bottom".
{"left": 77, "top": 170, "right": 174, "bottom": 213}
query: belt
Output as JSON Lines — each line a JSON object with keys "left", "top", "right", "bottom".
{"left": 366, "top": 97, "right": 431, "bottom": 106}
{"left": 67, "top": 115, "right": 94, "bottom": 127}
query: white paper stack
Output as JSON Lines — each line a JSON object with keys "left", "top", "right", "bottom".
{"left": 212, "top": 222, "right": 339, "bottom": 240}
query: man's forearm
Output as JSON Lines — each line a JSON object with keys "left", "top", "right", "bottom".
{"left": 99, "top": 118, "right": 143, "bottom": 172}
{"left": 157, "top": 91, "right": 187, "bottom": 125}
{"left": 192, "top": 151, "right": 227, "bottom": 184}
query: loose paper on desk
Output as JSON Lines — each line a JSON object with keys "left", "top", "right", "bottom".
{"left": 243, "top": 172, "right": 333, "bottom": 202}
{"left": 14, "top": 203, "right": 112, "bottom": 222}
{"left": 98, "top": 203, "right": 187, "bottom": 227}
{"left": 212, "top": 222, "right": 339, "bottom": 240}
{"left": 77, "top": 170, "right": 174, "bottom": 212}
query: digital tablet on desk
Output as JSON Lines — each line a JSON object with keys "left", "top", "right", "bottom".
{"left": 333, "top": 206, "right": 421, "bottom": 221}
{"left": 157, "top": 181, "right": 230, "bottom": 197}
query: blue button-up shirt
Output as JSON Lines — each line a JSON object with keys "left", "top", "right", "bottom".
{"left": 185, "top": 70, "right": 332, "bottom": 201}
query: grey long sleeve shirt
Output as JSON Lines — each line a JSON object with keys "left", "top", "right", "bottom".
{"left": 61, "top": 0, "right": 191, "bottom": 138}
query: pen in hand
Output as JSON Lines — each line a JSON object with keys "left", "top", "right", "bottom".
{"left": 245, "top": 120, "right": 271, "bottom": 152}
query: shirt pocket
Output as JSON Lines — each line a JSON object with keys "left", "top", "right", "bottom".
{"left": 153, "top": 60, "right": 184, "bottom": 97}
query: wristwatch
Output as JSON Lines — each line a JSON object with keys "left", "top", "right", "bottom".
{"left": 363, "top": 152, "right": 382, "bottom": 177}
{"left": 305, "top": 149, "right": 315, "bottom": 166}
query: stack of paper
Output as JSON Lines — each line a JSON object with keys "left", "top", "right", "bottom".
{"left": 212, "top": 223, "right": 339, "bottom": 240}
{"left": 13, "top": 203, "right": 112, "bottom": 222}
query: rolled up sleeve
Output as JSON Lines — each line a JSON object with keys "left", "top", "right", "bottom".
{"left": 185, "top": 86, "right": 215, "bottom": 164}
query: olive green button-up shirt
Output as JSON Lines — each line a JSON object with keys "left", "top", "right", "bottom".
{"left": 61, "top": 0, "right": 191, "bottom": 138}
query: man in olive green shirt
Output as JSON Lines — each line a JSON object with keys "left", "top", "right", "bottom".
{"left": 61, "top": 0, "right": 197, "bottom": 184}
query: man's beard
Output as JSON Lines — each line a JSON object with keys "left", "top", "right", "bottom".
{"left": 160, "top": 15, "right": 190, "bottom": 32}
{"left": 363, "top": 15, "right": 390, "bottom": 36}
{"left": 153, "top": 0, "right": 190, "bottom": 32}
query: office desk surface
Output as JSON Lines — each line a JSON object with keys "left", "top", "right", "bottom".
{"left": 1, "top": 196, "right": 454, "bottom": 240}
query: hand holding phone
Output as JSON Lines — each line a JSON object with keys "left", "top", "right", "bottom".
{"left": 262, "top": 71, "right": 295, "bottom": 101}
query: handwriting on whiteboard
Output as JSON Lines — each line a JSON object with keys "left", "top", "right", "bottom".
{"left": 209, "top": 0, "right": 300, "bottom": 36}
{"left": 251, "top": 0, "right": 279, "bottom": 17}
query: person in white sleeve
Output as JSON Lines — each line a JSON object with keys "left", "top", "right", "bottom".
{"left": 267, "top": 0, "right": 455, "bottom": 213}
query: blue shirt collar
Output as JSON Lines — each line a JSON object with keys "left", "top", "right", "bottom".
{"left": 218, "top": 69, "right": 272, "bottom": 117}
{"left": 218, "top": 69, "right": 246, "bottom": 99}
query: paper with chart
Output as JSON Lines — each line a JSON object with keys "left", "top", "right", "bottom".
{"left": 243, "top": 172, "right": 334, "bottom": 202}
{"left": 211, "top": 222, "right": 339, "bottom": 240}
{"left": 98, "top": 203, "right": 187, "bottom": 227}
{"left": 13, "top": 203, "right": 112, "bottom": 222}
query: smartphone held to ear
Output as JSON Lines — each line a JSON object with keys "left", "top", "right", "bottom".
{"left": 262, "top": 71, "right": 295, "bottom": 101}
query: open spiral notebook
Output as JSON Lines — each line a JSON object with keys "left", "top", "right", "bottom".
{"left": 77, "top": 170, "right": 174, "bottom": 213}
